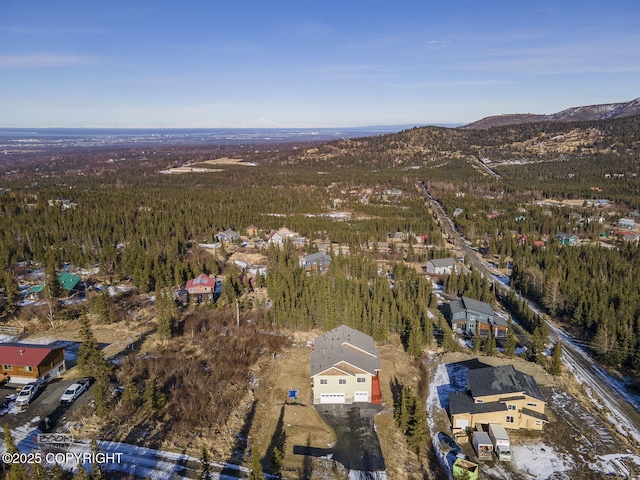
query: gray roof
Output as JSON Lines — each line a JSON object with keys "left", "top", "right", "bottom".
{"left": 450, "top": 297, "right": 508, "bottom": 327}
{"left": 310, "top": 325, "right": 381, "bottom": 377}
{"left": 461, "top": 297, "right": 494, "bottom": 316}
{"left": 305, "top": 252, "right": 332, "bottom": 263}
{"left": 468, "top": 365, "right": 546, "bottom": 403}
{"left": 450, "top": 297, "right": 495, "bottom": 317}
{"left": 556, "top": 232, "right": 577, "bottom": 240}
{"left": 427, "top": 258, "right": 456, "bottom": 268}
{"left": 472, "top": 431, "right": 492, "bottom": 446}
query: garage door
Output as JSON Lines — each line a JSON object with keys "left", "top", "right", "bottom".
{"left": 320, "top": 393, "right": 346, "bottom": 404}
{"left": 354, "top": 392, "right": 369, "bottom": 402}
{"left": 454, "top": 419, "right": 469, "bottom": 429}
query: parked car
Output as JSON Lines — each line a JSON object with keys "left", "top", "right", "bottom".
{"left": 438, "top": 432, "right": 462, "bottom": 454}
{"left": 60, "top": 378, "right": 91, "bottom": 404}
{"left": 15, "top": 383, "right": 39, "bottom": 407}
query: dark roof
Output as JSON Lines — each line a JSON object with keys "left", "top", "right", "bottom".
{"left": 449, "top": 391, "right": 507, "bottom": 415}
{"left": 556, "top": 232, "right": 577, "bottom": 240}
{"left": 499, "top": 395, "right": 526, "bottom": 402}
{"left": 468, "top": 365, "right": 546, "bottom": 403}
{"left": 310, "top": 325, "right": 380, "bottom": 377}
{"left": 521, "top": 407, "right": 550, "bottom": 422}
{"left": 0, "top": 343, "right": 65, "bottom": 367}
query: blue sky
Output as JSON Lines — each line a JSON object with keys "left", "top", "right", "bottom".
{"left": 1, "top": 1, "right": 639, "bottom": 128}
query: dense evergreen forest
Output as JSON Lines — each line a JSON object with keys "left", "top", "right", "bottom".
{"left": 511, "top": 242, "right": 640, "bottom": 370}
{"left": 1, "top": 114, "right": 639, "bottom": 376}
{"left": 0, "top": 160, "right": 440, "bottom": 293}
{"left": 265, "top": 243, "right": 435, "bottom": 354}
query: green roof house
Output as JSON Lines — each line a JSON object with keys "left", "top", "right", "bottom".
{"left": 26, "top": 272, "right": 82, "bottom": 298}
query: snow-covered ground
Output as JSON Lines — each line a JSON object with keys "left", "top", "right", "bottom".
{"left": 2, "top": 419, "right": 251, "bottom": 479}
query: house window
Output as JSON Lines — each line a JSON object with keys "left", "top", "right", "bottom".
{"left": 506, "top": 416, "right": 515, "bottom": 424}
{"left": 535, "top": 420, "right": 542, "bottom": 426}
{"left": 24, "top": 366, "right": 33, "bottom": 372}
{"left": 320, "top": 379, "right": 328, "bottom": 385}
{"left": 475, "top": 399, "right": 484, "bottom": 404}
{"left": 507, "top": 404, "right": 517, "bottom": 410}
{"left": 2, "top": 365, "right": 12, "bottom": 371}
{"left": 339, "top": 379, "right": 347, "bottom": 385}
{"left": 357, "top": 377, "right": 366, "bottom": 383}
{"left": 527, "top": 402, "right": 538, "bottom": 407}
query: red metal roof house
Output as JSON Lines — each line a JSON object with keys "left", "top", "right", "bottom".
{"left": 0, "top": 343, "right": 66, "bottom": 385}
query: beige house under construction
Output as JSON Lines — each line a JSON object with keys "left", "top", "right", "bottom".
{"left": 449, "top": 364, "right": 549, "bottom": 432}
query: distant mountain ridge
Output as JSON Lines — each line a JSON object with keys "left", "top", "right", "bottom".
{"left": 462, "top": 97, "right": 640, "bottom": 130}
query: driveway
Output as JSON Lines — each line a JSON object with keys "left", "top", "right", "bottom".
{"left": 0, "top": 378, "right": 93, "bottom": 431}
{"left": 314, "top": 403, "right": 385, "bottom": 472}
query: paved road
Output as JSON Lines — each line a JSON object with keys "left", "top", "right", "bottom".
{"left": 417, "top": 180, "right": 640, "bottom": 445}
{"left": 315, "top": 403, "right": 385, "bottom": 472}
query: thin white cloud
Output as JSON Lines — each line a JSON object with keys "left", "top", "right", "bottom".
{"left": 0, "top": 55, "right": 95, "bottom": 69}
{"left": 387, "top": 79, "right": 509, "bottom": 88}
{"left": 425, "top": 40, "right": 450, "bottom": 49}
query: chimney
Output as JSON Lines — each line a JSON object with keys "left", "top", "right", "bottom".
{"left": 19, "top": 349, "right": 24, "bottom": 355}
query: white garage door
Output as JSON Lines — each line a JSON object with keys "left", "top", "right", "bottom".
{"left": 320, "top": 393, "right": 346, "bottom": 404}
{"left": 454, "top": 419, "right": 469, "bottom": 429}
{"left": 354, "top": 391, "right": 369, "bottom": 402}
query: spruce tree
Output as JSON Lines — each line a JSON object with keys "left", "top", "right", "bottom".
{"left": 73, "top": 465, "right": 90, "bottom": 480}
{"left": 550, "top": 341, "right": 563, "bottom": 376}
{"left": 3, "top": 425, "right": 28, "bottom": 480}
{"left": 3, "top": 271, "right": 20, "bottom": 314}
{"left": 483, "top": 330, "right": 496, "bottom": 356}
{"left": 503, "top": 318, "right": 517, "bottom": 358}
{"left": 407, "top": 396, "right": 429, "bottom": 453}
{"left": 472, "top": 327, "right": 482, "bottom": 353}
{"left": 249, "top": 446, "right": 265, "bottom": 480}
{"left": 77, "top": 314, "right": 103, "bottom": 376}
{"left": 90, "top": 438, "right": 106, "bottom": 480}
{"left": 122, "top": 379, "right": 140, "bottom": 407}
{"left": 199, "top": 446, "right": 212, "bottom": 480}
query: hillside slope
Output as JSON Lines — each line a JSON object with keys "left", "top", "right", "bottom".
{"left": 462, "top": 98, "right": 640, "bottom": 130}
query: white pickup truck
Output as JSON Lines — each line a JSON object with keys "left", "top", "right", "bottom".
{"left": 15, "top": 382, "right": 39, "bottom": 407}
{"left": 59, "top": 378, "right": 91, "bottom": 404}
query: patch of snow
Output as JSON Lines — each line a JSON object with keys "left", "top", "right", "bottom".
{"left": 593, "top": 453, "right": 640, "bottom": 478}
{"left": 511, "top": 443, "right": 574, "bottom": 479}
{"left": 349, "top": 470, "right": 387, "bottom": 479}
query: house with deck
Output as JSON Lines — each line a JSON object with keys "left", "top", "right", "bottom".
{"left": 449, "top": 364, "right": 549, "bottom": 432}
{"left": 184, "top": 273, "right": 219, "bottom": 303}
{"left": 310, "top": 325, "right": 382, "bottom": 405}
{"left": 0, "top": 343, "right": 66, "bottom": 384}
{"left": 449, "top": 296, "right": 508, "bottom": 338}
{"left": 216, "top": 229, "right": 240, "bottom": 243}
{"left": 301, "top": 252, "right": 332, "bottom": 274}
